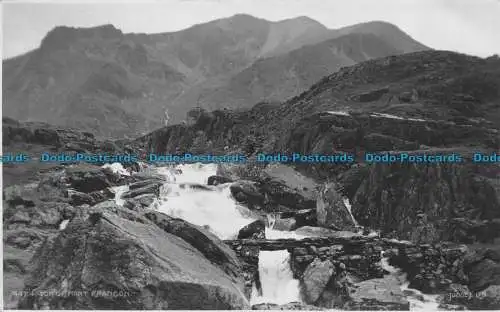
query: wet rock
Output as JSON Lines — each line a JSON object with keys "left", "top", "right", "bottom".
{"left": 238, "top": 220, "right": 266, "bottom": 240}
{"left": 259, "top": 177, "right": 316, "bottom": 211}
{"left": 19, "top": 207, "right": 249, "bottom": 310}
{"left": 67, "top": 188, "right": 114, "bottom": 206}
{"left": 129, "top": 179, "right": 163, "bottom": 190}
{"left": 208, "top": 175, "right": 233, "bottom": 186}
{"left": 180, "top": 183, "right": 213, "bottom": 191}
{"left": 134, "top": 194, "right": 156, "bottom": 208}
{"left": 143, "top": 211, "right": 243, "bottom": 280}
{"left": 65, "top": 165, "right": 113, "bottom": 193}
{"left": 293, "top": 209, "right": 317, "bottom": 227}
{"left": 251, "top": 302, "right": 323, "bottom": 310}
{"left": 316, "top": 182, "right": 356, "bottom": 231}
{"left": 301, "top": 258, "right": 336, "bottom": 304}
{"left": 131, "top": 171, "right": 168, "bottom": 182}
{"left": 230, "top": 180, "right": 264, "bottom": 207}
{"left": 273, "top": 218, "right": 297, "bottom": 231}
{"left": 122, "top": 183, "right": 161, "bottom": 199}
{"left": 295, "top": 226, "right": 363, "bottom": 239}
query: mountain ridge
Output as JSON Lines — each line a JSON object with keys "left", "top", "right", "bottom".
{"left": 3, "top": 14, "right": 430, "bottom": 138}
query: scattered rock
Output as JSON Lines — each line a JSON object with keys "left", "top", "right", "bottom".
{"left": 273, "top": 218, "right": 297, "bottom": 231}
{"left": 208, "top": 175, "right": 233, "bottom": 186}
{"left": 65, "top": 165, "right": 113, "bottom": 193}
{"left": 122, "top": 183, "right": 161, "bottom": 199}
{"left": 238, "top": 220, "right": 266, "bottom": 240}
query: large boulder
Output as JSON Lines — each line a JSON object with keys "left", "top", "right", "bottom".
{"left": 143, "top": 211, "right": 243, "bottom": 280}
{"left": 300, "top": 258, "right": 336, "bottom": 304}
{"left": 208, "top": 175, "right": 233, "bottom": 186}
{"left": 64, "top": 165, "right": 113, "bottom": 193}
{"left": 19, "top": 207, "right": 249, "bottom": 310}
{"left": 121, "top": 183, "right": 162, "bottom": 199}
{"left": 238, "top": 220, "right": 266, "bottom": 240}
{"left": 316, "top": 183, "right": 356, "bottom": 231}
{"left": 230, "top": 180, "right": 265, "bottom": 209}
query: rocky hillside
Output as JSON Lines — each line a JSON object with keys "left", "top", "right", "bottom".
{"left": 177, "top": 32, "right": 411, "bottom": 112}
{"left": 137, "top": 50, "right": 500, "bottom": 245}
{"left": 3, "top": 15, "right": 428, "bottom": 138}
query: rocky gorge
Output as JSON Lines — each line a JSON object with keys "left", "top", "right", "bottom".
{"left": 3, "top": 50, "right": 500, "bottom": 310}
{"left": 3, "top": 156, "right": 500, "bottom": 310}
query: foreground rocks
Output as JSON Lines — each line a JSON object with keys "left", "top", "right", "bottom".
{"left": 18, "top": 204, "right": 249, "bottom": 310}
{"left": 343, "top": 277, "right": 410, "bottom": 310}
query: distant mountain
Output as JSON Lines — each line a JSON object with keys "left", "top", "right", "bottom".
{"left": 2, "top": 14, "right": 429, "bottom": 138}
{"left": 177, "top": 32, "right": 419, "bottom": 112}
{"left": 139, "top": 50, "right": 500, "bottom": 156}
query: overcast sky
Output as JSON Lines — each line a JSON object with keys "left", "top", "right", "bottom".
{"left": 2, "top": 0, "right": 500, "bottom": 59}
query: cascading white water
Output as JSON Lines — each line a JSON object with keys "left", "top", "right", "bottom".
{"left": 59, "top": 219, "right": 70, "bottom": 230}
{"left": 152, "top": 163, "right": 306, "bottom": 305}
{"left": 343, "top": 197, "right": 359, "bottom": 227}
{"left": 154, "top": 163, "right": 255, "bottom": 239}
{"left": 111, "top": 185, "right": 129, "bottom": 206}
{"left": 102, "top": 162, "right": 130, "bottom": 176}
{"left": 250, "top": 250, "right": 301, "bottom": 305}
{"left": 380, "top": 253, "right": 440, "bottom": 310}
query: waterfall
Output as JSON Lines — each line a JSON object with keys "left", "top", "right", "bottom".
{"left": 149, "top": 163, "right": 306, "bottom": 305}
{"left": 155, "top": 163, "right": 253, "bottom": 240}
{"left": 102, "top": 162, "right": 130, "bottom": 176}
{"left": 111, "top": 185, "right": 129, "bottom": 206}
{"left": 59, "top": 219, "right": 70, "bottom": 230}
{"left": 343, "top": 197, "right": 359, "bottom": 226}
{"left": 250, "top": 250, "right": 301, "bottom": 305}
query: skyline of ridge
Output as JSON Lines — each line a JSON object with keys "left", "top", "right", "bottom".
{"left": 3, "top": 0, "right": 500, "bottom": 59}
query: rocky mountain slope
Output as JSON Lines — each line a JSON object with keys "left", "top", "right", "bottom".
{"left": 3, "top": 49, "right": 500, "bottom": 310}
{"left": 3, "top": 14, "right": 428, "bottom": 138}
{"left": 137, "top": 50, "right": 500, "bottom": 244}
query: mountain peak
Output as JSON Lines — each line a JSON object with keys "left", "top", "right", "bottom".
{"left": 277, "top": 15, "right": 327, "bottom": 29}
{"left": 40, "top": 24, "right": 123, "bottom": 51}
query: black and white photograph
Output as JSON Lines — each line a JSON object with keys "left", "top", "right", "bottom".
{"left": 2, "top": 0, "right": 500, "bottom": 310}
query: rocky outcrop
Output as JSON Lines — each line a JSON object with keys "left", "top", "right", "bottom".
{"left": 208, "top": 175, "right": 233, "bottom": 186}
{"left": 343, "top": 276, "right": 410, "bottom": 310}
{"left": 301, "top": 258, "right": 336, "bottom": 303}
{"left": 316, "top": 182, "right": 356, "bottom": 231}
{"left": 251, "top": 302, "right": 323, "bottom": 310}
{"left": 19, "top": 206, "right": 249, "bottom": 310}
{"left": 463, "top": 247, "right": 500, "bottom": 292}
{"left": 121, "top": 183, "right": 162, "bottom": 199}
{"left": 349, "top": 161, "right": 500, "bottom": 244}
{"left": 235, "top": 220, "right": 266, "bottom": 299}
{"left": 442, "top": 284, "right": 500, "bottom": 310}
{"left": 385, "top": 240, "right": 470, "bottom": 294}
{"left": 238, "top": 220, "right": 266, "bottom": 240}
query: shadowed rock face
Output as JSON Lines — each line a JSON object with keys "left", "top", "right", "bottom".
{"left": 18, "top": 205, "right": 249, "bottom": 310}
{"left": 316, "top": 182, "right": 355, "bottom": 231}
{"left": 349, "top": 162, "right": 500, "bottom": 244}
